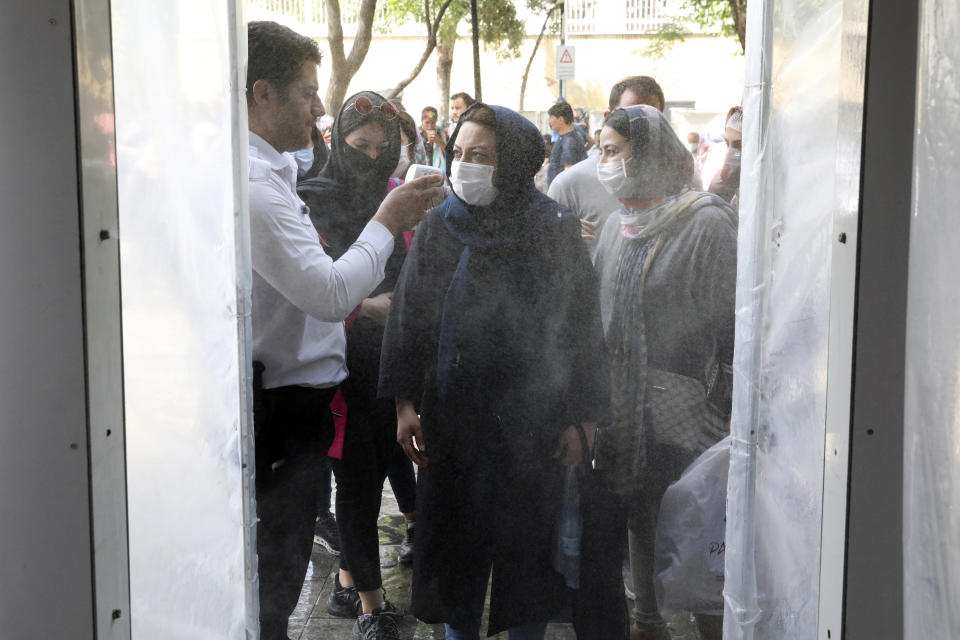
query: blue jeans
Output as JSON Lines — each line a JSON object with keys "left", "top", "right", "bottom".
{"left": 441, "top": 566, "right": 549, "bottom": 640}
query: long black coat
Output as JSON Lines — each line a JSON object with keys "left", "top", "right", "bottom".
{"left": 379, "top": 203, "right": 608, "bottom": 633}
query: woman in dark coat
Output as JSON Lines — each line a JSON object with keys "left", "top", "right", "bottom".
{"left": 379, "top": 103, "right": 608, "bottom": 639}
{"left": 296, "top": 90, "right": 412, "bottom": 636}
{"left": 592, "top": 104, "right": 737, "bottom": 640}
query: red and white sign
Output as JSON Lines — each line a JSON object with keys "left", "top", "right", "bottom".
{"left": 556, "top": 45, "right": 576, "bottom": 80}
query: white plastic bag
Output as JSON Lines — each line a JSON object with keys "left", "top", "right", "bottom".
{"left": 653, "top": 436, "right": 730, "bottom": 616}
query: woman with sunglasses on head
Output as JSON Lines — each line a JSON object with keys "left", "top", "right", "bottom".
{"left": 297, "top": 90, "right": 412, "bottom": 640}
{"left": 379, "top": 103, "right": 609, "bottom": 639}
{"left": 592, "top": 105, "right": 736, "bottom": 640}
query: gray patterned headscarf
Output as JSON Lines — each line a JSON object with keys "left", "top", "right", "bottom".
{"left": 603, "top": 104, "right": 694, "bottom": 201}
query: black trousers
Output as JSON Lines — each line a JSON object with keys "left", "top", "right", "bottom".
{"left": 255, "top": 384, "right": 336, "bottom": 640}
{"left": 330, "top": 400, "right": 399, "bottom": 592}
{"left": 571, "top": 469, "right": 630, "bottom": 640}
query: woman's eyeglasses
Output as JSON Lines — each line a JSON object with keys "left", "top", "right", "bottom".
{"left": 346, "top": 96, "right": 398, "bottom": 120}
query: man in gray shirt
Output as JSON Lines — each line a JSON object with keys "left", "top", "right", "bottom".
{"left": 548, "top": 76, "right": 666, "bottom": 253}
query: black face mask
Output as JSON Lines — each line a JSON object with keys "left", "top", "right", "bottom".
{"left": 341, "top": 143, "right": 392, "bottom": 186}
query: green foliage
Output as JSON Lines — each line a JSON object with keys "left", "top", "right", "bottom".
{"left": 685, "top": 0, "right": 740, "bottom": 39}
{"left": 645, "top": 0, "right": 744, "bottom": 58}
{"left": 378, "top": 0, "right": 527, "bottom": 61}
{"left": 375, "top": 0, "right": 424, "bottom": 32}
{"left": 474, "top": 0, "right": 525, "bottom": 61}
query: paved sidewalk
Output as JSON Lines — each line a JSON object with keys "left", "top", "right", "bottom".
{"left": 287, "top": 483, "right": 705, "bottom": 639}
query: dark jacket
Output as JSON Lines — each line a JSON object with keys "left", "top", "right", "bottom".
{"left": 378, "top": 104, "right": 608, "bottom": 633}
{"left": 297, "top": 91, "right": 404, "bottom": 407}
{"left": 593, "top": 105, "right": 737, "bottom": 496}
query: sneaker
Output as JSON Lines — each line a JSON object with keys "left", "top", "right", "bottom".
{"left": 397, "top": 521, "right": 415, "bottom": 565}
{"left": 326, "top": 573, "right": 361, "bottom": 618}
{"left": 352, "top": 602, "right": 400, "bottom": 640}
{"left": 314, "top": 511, "right": 341, "bottom": 554}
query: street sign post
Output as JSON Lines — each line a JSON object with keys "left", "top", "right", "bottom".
{"left": 557, "top": 44, "right": 576, "bottom": 82}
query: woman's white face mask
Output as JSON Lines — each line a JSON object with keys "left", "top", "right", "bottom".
{"left": 450, "top": 160, "right": 498, "bottom": 206}
{"left": 597, "top": 158, "right": 632, "bottom": 197}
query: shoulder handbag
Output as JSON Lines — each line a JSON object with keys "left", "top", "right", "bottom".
{"left": 645, "top": 366, "right": 727, "bottom": 456}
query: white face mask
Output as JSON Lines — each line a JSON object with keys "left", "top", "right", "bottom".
{"left": 597, "top": 158, "right": 632, "bottom": 197}
{"left": 450, "top": 160, "right": 498, "bottom": 206}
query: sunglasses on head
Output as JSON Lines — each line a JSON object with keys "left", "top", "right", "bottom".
{"left": 346, "top": 96, "right": 398, "bottom": 120}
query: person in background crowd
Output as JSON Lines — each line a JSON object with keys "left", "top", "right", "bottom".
{"left": 708, "top": 106, "right": 743, "bottom": 209}
{"left": 297, "top": 91, "right": 420, "bottom": 640}
{"left": 534, "top": 133, "right": 553, "bottom": 193}
{"left": 418, "top": 106, "right": 446, "bottom": 171}
{"left": 592, "top": 104, "right": 736, "bottom": 640}
{"left": 574, "top": 106, "right": 591, "bottom": 147}
{"left": 245, "top": 22, "right": 443, "bottom": 639}
{"left": 695, "top": 113, "right": 728, "bottom": 190}
{"left": 293, "top": 120, "right": 330, "bottom": 182}
{"left": 380, "top": 103, "right": 608, "bottom": 640}
{"left": 587, "top": 129, "right": 603, "bottom": 159}
{"left": 548, "top": 75, "right": 666, "bottom": 253}
{"left": 447, "top": 91, "right": 475, "bottom": 139}
{"left": 547, "top": 101, "right": 587, "bottom": 186}
{"left": 319, "top": 113, "right": 335, "bottom": 146}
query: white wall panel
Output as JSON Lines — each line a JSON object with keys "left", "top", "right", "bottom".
{"left": 904, "top": 0, "right": 960, "bottom": 636}
{"left": 111, "top": 0, "right": 253, "bottom": 637}
{"left": 723, "top": 0, "right": 869, "bottom": 637}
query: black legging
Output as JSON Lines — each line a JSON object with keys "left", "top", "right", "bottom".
{"left": 331, "top": 396, "right": 405, "bottom": 591}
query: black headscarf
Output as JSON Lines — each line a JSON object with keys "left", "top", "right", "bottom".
{"left": 298, "top": 91, "right": 400, "bottom": 259}
{"left": 433, "top": 103, "right": 577, "bottom": 398}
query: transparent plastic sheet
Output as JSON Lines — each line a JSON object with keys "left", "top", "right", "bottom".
{"left": 112, "top": 1, "right": 252, "bottom": 638}
{"left": 904, "top": 0, "right": 960, "bottom": 636}
{"left": 723, "top": 0, "right": 866, "bottom": 637}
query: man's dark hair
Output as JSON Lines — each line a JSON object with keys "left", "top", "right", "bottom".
{"left": 450, "top": 92, "right": 476, "bottom": 106}
{"left": 247, "top": 21, "right": 322, "bottom": 103}
{"left": 421, "top": 106, "right": 439, "bottom": 121}
{"left": 548, "top": 101, "right": 574, "bottom": 124}
{"left": 608, "top": 75, "right": 665, "bottom": 112}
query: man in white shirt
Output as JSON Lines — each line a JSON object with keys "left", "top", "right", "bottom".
{"left": 547, "top": 76, "right": 665, "bottom": 254}
{"left": 246, "top": 22, "right": 442, "bottom": 640}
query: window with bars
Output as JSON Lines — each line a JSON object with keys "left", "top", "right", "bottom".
{"left": 565, "top": 0, "right": 598, "bottom": 34}
{"left": 625, "top": 0, "right": 670, "bottom": 33}
{"left": 248, "top": 0, "right": 678, "bottom": 35}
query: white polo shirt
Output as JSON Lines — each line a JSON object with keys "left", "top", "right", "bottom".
{"left": 248, "top": 132, "right": 395, "bottom": 389}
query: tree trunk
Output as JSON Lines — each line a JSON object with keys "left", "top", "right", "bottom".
{"left": 728, "top": 0, "right": 746, "bottom": 53}
{"left": 519, "top": 3, "right": 559, "bottom": 112}
{"left": 324, "top": 0, "right": 379, "bottom": 113}
{"left": 436, "top": 34, "right": 455, "bottom": 124}
{"left": 383, "top": 0, "right": 456, "bottom": 100}
{"left": 470, "top": 0, "right": 481, "bottom": 100}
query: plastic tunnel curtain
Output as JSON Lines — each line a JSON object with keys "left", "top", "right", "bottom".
{"left": 112, "top": 0, "right": 255, "bottom": 638}
{"left": 904, "top": 0, "right": 960, "bottom": 636}
{"left": 723, "top": 0, "right": 868, "bottom": 637}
